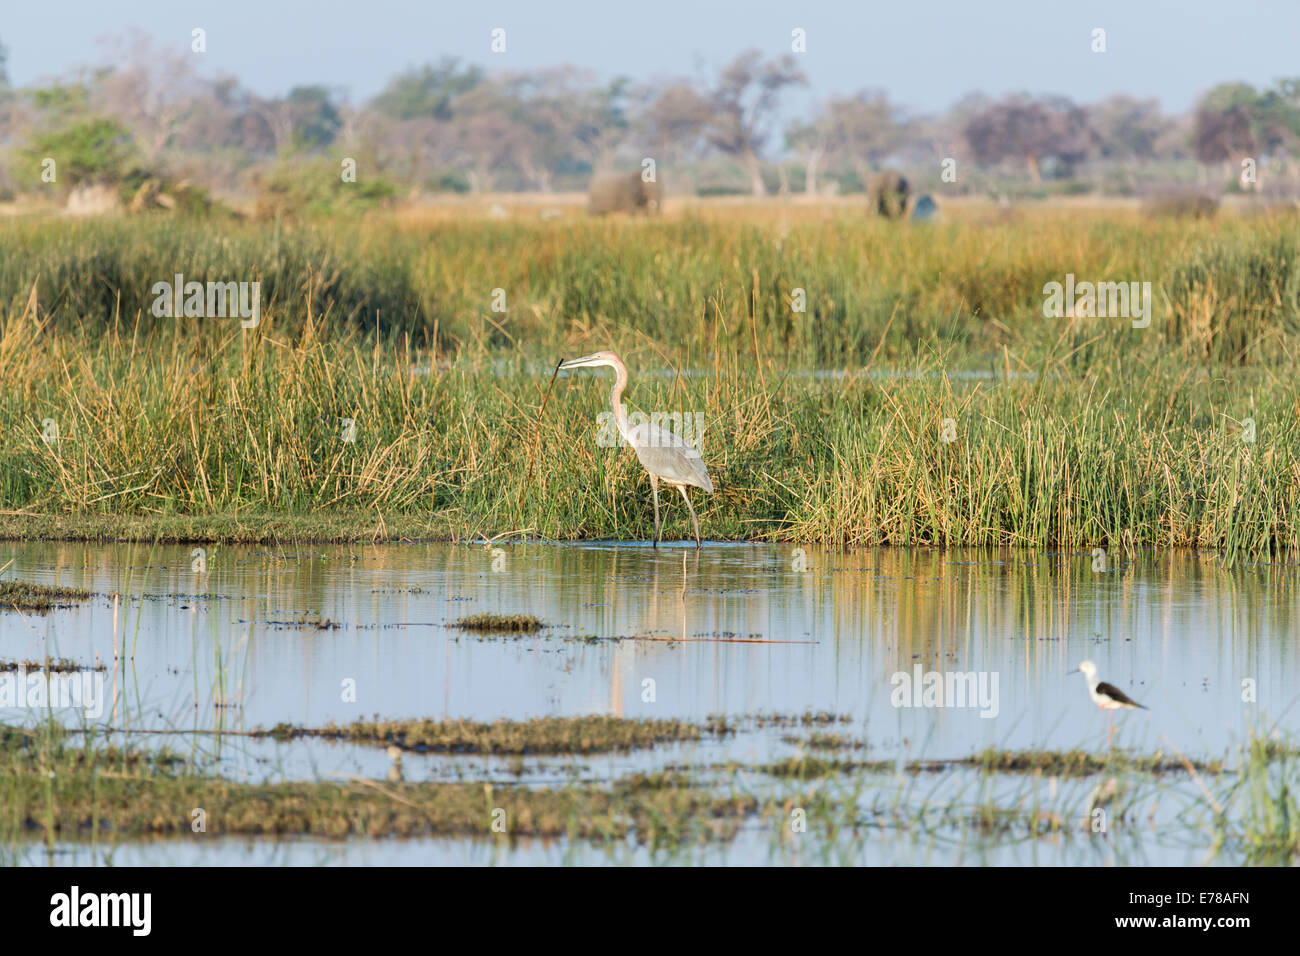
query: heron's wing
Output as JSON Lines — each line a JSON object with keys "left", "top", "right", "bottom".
{"left": 627, "top": 422, "right": 714, "bottom": 492}
{"left": 1096, "top": 681, "right": 1146, "bottom": 709}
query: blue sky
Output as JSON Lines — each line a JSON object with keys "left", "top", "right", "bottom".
{"left": 2, "top": 0, "right": 1297, "bottom": 114}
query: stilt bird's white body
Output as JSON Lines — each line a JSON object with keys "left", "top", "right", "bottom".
{"left": 1076, "top": 660, "right": 1147, "bottom": 746}
{"left": 1078, "top": 660, "right": 1147, "bottom": 711}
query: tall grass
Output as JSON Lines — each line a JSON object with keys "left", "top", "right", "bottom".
{"left": 0, "top": 208, "right": 1297, "bottom": 556}
{"left": 1, "top": 207, "right": 1296, "bottom": 366}
{"left": 0, "top": 316, "right": 1295, "bottom": 557}
{"left": 1216, "top": 729, "right": 1300, "bottom": 864}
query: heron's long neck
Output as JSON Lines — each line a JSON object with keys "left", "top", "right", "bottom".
{"left": 609, "top": 364, "right": 630, "bottom": 440}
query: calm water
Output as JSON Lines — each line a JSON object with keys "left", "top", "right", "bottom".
{"left": 3, "top": 541, "right": 1297, "bottom": 864}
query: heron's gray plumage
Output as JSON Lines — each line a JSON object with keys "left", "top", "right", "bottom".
{"left": 627, "top": 422, "right": 714, "bottom": 492}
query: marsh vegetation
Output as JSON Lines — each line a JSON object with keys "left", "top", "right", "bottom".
{"left": 0, "top": 206, "right": 1297, "bottom": 560}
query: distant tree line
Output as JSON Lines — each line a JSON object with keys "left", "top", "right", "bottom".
{"left": 1, "top": 32, "right": 1298, "bottom": 205}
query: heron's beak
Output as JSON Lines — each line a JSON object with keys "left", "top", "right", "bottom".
{"left": 559, "top": 354, "right": 602, "bottom": 370}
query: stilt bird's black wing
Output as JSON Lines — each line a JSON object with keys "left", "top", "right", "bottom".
{"left": 1097, "top": 681, "right": 1147, "bottom": 709}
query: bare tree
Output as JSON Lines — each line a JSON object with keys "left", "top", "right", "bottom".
{"left": 636, "top": 82, "right": 712, "bottom": 163}
{"left": 448, "top": 86, "right": 533, "bottom": 192}
{"left": 704, "top": 51, "right": 806, "bottom": 195}
{"left": 1088, "top": 95, "right": 1171, "bottom": 161}
{"left": 818, "top": 90, "right": 906, "bottom": 189}
{"left": 1189, "top": 83, "right": 1278, "bottom": 181}
{"left": 0, "top": 46, "right": 30, "bottom": 151}
{"left": 92, "top": 31, "right": 205, "bottom": 167}
{"left": 963, "top": 95, "right": 1093, "bottom": 182}
{"left": 785, "top": 119, "right": 826, "bottom": 195}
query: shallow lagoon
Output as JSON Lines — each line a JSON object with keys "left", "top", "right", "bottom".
{"left": 3, "top": 541, "right": 1295, "bottom": 864}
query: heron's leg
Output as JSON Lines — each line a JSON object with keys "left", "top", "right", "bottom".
{"left": 649, "top": 473, "right": 661, "bottom": 547}
{"left": 679, "top": 485, "right": 701, "bottom": 549}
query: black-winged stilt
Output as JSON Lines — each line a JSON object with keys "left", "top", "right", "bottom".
{"left": 1076, "top": 660, "right": 1147, "bottom": 746}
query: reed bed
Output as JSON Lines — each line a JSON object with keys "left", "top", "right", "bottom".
{"left": 0, "top": 208, "right": 1296, "bottom": 559}
{"left": 1, "top": 207, "right": 1296, "bottom": 363}
{"left": 0, "top": 328, "right": 1295, "bottom": 559}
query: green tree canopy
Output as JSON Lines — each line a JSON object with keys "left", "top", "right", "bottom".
{"left": 371, "top": 58, "right": 483, "bottom": 121}
{"left": 22, "top": 116, "right": 137, "bottom": 189}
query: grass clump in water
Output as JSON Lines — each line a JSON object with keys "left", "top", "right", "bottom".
{"left": 3, "top": 719, "right": 1293, "bottom": 858}
{"left": 0, "top": 581, "right": 92, "bottom": 613}
{"left": 757, "top": 747, "right": 1226, "bottom": 780}
{"left": 748, "top": 712, "right": 852, "bottom": 729}
{"left": 958, "top": 748, "right": 1223, "bottom": 777}
{"left": 782, "top": 732, "right": 871, "bottom": 751}
{"left": 268, "top": 616, "right": 342, "bottom": 631}
{"left": 0, "top": 658, "right": 106, "bottom": 673}
{"left": 760, "top": 755, "right": 882, "bottom": 779}
{"left": 0, "top": 723, "right": 754, "bottom": 843}
{"left": 261, "top": 714, "right": 717, "bottom": 755}
{"left": 451, "top": 613, "right": 544, "bottom": 634}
